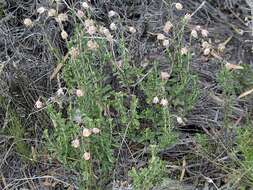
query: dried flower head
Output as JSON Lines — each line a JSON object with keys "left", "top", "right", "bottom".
{"left": 218, "top": 43, "right": 225, "bottom": 53}
{"left": 108, "top": 10, "right": 117, "bottom": 18}
{"left": 56, "top": 13, "right": 68, "bottom": 22}
{"left": 71, "top": 139, "right": 80, "bottom": 148}
{"left": 92, "top": 128, "right": 100, "bottom": 134}
{"left": 82, "top": 128, "right": 91, "bottom": 137}
{"left": 87, "top": 40, "right": 99, "bottom": 50}
{"left": 175, "top": 3, "right": 183, "bottom": 10}
{"left": 202, "top": 41, "right": 210, "bottom": 49}
{"left": 82, "top": 2, "right": 90, "bottom": 9}
{"left": 163, "top": 21, "right": 173, "bottom": 33}
{"left": 76, "top": 89, "right": 84, "bottom": 97}
{"left": 24, "top": 18, "right": 33, "bottom": 27}
{"left": 163, "top": 39, "right": 170, "bottom": 47}
{"left": 157, "top": 33, "right": 166, "bottom": 40}
{"left": 181, "top": 47, "right": 188, "bottom": 55}
{"left": 161, "top": 71, "right": 170, "bottom": 80}
{"left": 160, "top": 98, "right": 168, "bottom": 107}
{"left": 129, "top": 26, "right": 137, "bottom": 34}
{"left": 191, "top": 29, "right": 198, "bottom": 38}
{"left": 201, "top": 29, "right": 209, "bottom": 37}
{"left": 86, "top": 25, "right": 97, "bottom": 35}
{"left": 61, "top": 30, "right": 68, "bottom": 40}
{"left": 37, "top": 7, "right": 47, "bottom": 14}
{"left": 203, "top": 48, "right": 211, "bottom": 56}
{"left": 83, "top": 152, "right": 91, "bottom": 160}
{"left": 110, "top": 22, "right": 117, "bottom": 31}
{"left": 48, "top": 9, "right": 56, "bottom": 17}
{"left": 84, "top": 19, "right": 94, "bottom": 28}
{"left": 152, "top": 96, "right": 159, "bottom": 104}
{"left": 35, "top": 99, "right": 43, "bottom": 109}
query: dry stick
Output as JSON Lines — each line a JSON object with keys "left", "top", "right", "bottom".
{"left": 246, "top": 0, "right": 253, "bottom": 36}
{"left": 50, "top": 53, "right": 69, "bottom": 80}
{"left": 238, "top": 88, "right": 253, "bottom": 99}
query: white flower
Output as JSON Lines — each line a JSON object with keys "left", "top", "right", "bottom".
{"left": 82, "top": 2, "right": 90, "bottom": 9}
{"left": 195, "top": 25, "right": 201, "bottom": 31}
{"left": 191, "top": 29, "right": 198, "bottom": 38}
{"left": 82, "top": 128, "right": 91, "bottom": 137}
{"left": 175, "top": 3, "right": 183, "bottom": 10}
{"left": 57, "top": 88, "right": 64, "bottom": 96}
{"left": 48, "top": 9, "right": 56, "bottom": 17}
{"left": 163, "top": 39, "right": 170, "bottom": 47}
{"left": 160, "top": 98, "right": 168, "bottom": 107}
{"left": 176, "top": 116, "right": 184, "bottom": 124}
{"left": 76, "top": 89, "right": 84, "bottom": 97}
{"left": 157, "top": 33, "right": 166, "bottom": 40}
{"left": 84, "top": 19, "right": 94, "bottom": 28}
{"left": 92, "top": 128, "right": 100, "bottom": 134}
{"left": 108, "top": 10, "right": 117, "bottom": 18}
{"left": 37, "top": 7, "right": 47, "bottom": 14}
{"left": 24, "top": 18, "right": 33, "bottom": 27}
{"left": 201, "top": 29, "right": 209, "bottom": 37}
{"left": 152, "top": 96, "right": 159, "bottom": 104}
{"left": 181, "top": 47, "right": 188, "bottom": 55}
{"left": 86, "top": 25, "right": 97, "bottom": 35}
{"left": 35, "top": 99, "right": 43, "bottom": 109}
{"left": 129, "top": 26, "right": 137, "bottom": 34}
{"left": 61, "top": 30, "right": 68, "bottom": 40}
{"left": 203, "top": 48, "right": 211, "bottom": 56}
{"left": 110, "top": 22, "right": 117, "bottom": 31}
{"left": 71, "top": 139, "right": 80, "bottom": 148}
{"left": 83, "top": 152, "right": 91, "bottom": 160}
{"left": 161, "top": 71, "right": 170, "bottom": 80}
{"left": 163, "top": 21, "right": 173, "bottom": 33}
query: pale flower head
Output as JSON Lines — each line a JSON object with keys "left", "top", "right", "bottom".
{"left": 163, "top": 21, "right": 173, "bottom": 33}
{"left": 110, "top": 22, "right": 117, "bottom": 31}
{"left": 181, "top": 47, "right": 188, "bottom": 55}
{"left": 71, "top": 138, "right": 80, "bottom": 148}
{"left": 175, "top": 3, "right": 183, "bottom": 10}
{"left": 191, "top": 29, "right": 198, "bottom": 38}
{"left": 203, "top": 48, "right": 211, "bottom": 56}
{"left": 84, "top": 19, "right": 94, "bottom": 28}
{"left": 129, "top": 26, "right": 137, "bottom": 34}
{"left": 48, "top": 9, "right": 57, "bottom": 17}
{"left": 152, "top": 96, "right": 159, "bottom": 104}
{"left": 86, "top": 25, "right": 97, "bottom": 35}
{"left": 201, "top": 29, "right": 209, "bottom": 37}
{"left": 163, "top": 39, "right": 170, "bottom": 47}
{"left": 76, "top": 89, "right": 84, "bottom": 97}
{"left": 161, "top": 71, "right": 170, "bottom": 80}
{"left": 108, "top": 10, "right": 117, "bottom": 18}
{"left": 82, "top": 2, "right": 90, "bottom": 9}
{"left": 57, "top": 88, "right": 64, "bottom": 96}
{"left": 202, "top": 41, "right": 210, "bottom": 49}
{"left": 77, "top": 10, "right": 85, "bottom": 18}
{"left": 35, "top": 99, "right": 43, "bottom": 109}
{"left": 82, "top": 128, "right": 91, "bottom": 137}
{"left": 61, "top": 30, "right": 68, "bottom": 40}
{"left": 157, "top": 33, "right": 166, "bottom": 40}
{"left": 160, "top": 98, "right": 169, "bottom": 107}
{"left": 83, "top": 152, "right": 91, "bottom": 160}
{"left": 56, "top": 13, "right": 68, "bottom": 22}
{"left": 24, "top": 18, "right": 33, "bottom": 27}
{"left": 176, "top": 116, "right": 184, "bottom": 124}
{"left": 37, "top": 7, "right": 47, "bottom": 14}
{"left": 92, "top": 128, "right": 100, "bottom": 134}
{"left": 195, "top": 25, "right": 202, "bottom": 31}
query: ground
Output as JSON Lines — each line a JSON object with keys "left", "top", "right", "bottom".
{"left": 0, "top": 0, "right": 253, "bottom": 189}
